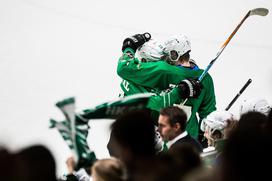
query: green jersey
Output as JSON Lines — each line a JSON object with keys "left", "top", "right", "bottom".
{"left": 117, "top": 48, "right": 216, "bottom": 138}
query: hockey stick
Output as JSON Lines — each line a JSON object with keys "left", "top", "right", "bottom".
{"left": 198, "top": 8, "right": 268, "bottom": 81}
{"left": 182, "top": 8, "right": 268, "bottom": 105}
{"left": 225, "top": 78, "right": 252, "bottom": 111}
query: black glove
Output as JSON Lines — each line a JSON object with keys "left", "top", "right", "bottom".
{"left": 122, "top": 32, "right": 151, "bottom": 52}
{"left": 178, "top": 79, "right": 202, "bottom": 98}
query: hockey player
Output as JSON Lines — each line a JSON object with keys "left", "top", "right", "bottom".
{"left": 117, "top": 32, "right": 216, "bottom": 141}
{"left": 200, "top": 110, "right": 236, "bottom": 148}
{"left": 200, "top": 110, "right": 237, "bottom": 167}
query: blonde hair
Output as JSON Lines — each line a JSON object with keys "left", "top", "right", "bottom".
{"left": 91, "top": 158, "right": 127, "bottom": 181}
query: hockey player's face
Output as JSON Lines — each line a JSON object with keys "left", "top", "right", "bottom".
{"left": 204, "top": 127, "right": 214, "bottom": 146}
{"left": 157, "top": 115, "right": 177, "bottom": 141}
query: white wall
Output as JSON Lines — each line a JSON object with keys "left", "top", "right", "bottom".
{"left": 0, "top": 0, "right": 271, "bottom": 176}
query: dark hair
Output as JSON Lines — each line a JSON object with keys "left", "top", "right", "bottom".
{"left": 0, "top": 147, "right": 15, "bottom": 181}
{"left": 238, "top": 111, "right": 268, "bottom": 131}
{"left": 160, "top": 106, "right": 187, "bottom": 131}
{"left": 15, "top": 145, "right": 57, "bottom": 181}
{"left": 179, "top": 51, "right": 190, "bottom": 62}
{"left": 111, "top": 109, "right": 156, "bottom": 156}
{"left": 220, "top": 111, "right": 271, "bottom": 181}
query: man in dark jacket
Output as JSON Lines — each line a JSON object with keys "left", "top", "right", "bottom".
{"left": 157, "top": 106, "right": 203, "bottom": 153}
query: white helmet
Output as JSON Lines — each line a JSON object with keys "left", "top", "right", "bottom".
{"left": 200, "top": 111, "right": 234, "bottom": 132}
{"left": 162, "top": 35, "right": 191, "bottom": 62}
{"left": 136, "top": 39, "right": 166, "bottom": 62}
{"left": 239, "top": 98, "right": 271, "bottom": 116}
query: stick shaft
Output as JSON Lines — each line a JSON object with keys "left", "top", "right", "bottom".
{"left": 182, "top": 11, "right": 252, "bottom": 106}
{"left": 198, "top": 11, "right": 251, "bottom": 82}
{"left": 225, "top": 78, "right": 252, "bottom": 111}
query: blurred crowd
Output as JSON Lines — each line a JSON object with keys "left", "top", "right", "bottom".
{"left": 1, "top": 98, "right": 271, "bottom": 181}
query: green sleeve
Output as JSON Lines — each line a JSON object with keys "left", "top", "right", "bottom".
{"left": 146, "top": 88, "right": 182, "bottom": 112}
{"left": 117, "top": 48, "right": 188, "bottom": 89}
{"left": 198, "top": 74, "right": 217, "bottom": 121}
{"left": 119, "top": 79, "right": 156, "bottom": 96}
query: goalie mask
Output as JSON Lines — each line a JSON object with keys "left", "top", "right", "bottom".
{"left": 239, "top": 98, "right": 271, "bottom": 116}
{"left": 136, "top": 39, "right": 165, "bottom": 62}
{"left": 163, "top": 35, "right": 191, "bottom": 63}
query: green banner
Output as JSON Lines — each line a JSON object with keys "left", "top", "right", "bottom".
{"left": 50, "top": 93, "right": 153, "bottom": 170}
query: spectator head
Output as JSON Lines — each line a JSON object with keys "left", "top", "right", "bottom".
{"left": 109, "top": 109, "right": 156, "bottom": 163}
{"left": 158, "top": 106, "right": 187, "bottom": 142}
{"left": 0, "top": 147, "right": 15, "bottom": 181}
{"left": 91, "top": 158, "right": 127, "bottom": 181}
{"left": 14, "top": 144, "right": 57, "bottom": 181}
{"left": 220, "top": 111, "right": 271, "bottom": 181}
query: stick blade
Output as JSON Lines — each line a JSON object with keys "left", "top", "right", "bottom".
{"left": 250, "top": 8, "right": 269, "bottom": 16}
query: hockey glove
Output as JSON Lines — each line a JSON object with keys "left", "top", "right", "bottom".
{"left": 122, "top": 32, "right": 151, "bottom": 52}
{"left": 178, "top": 79, "right": 202, "bottom": 99}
